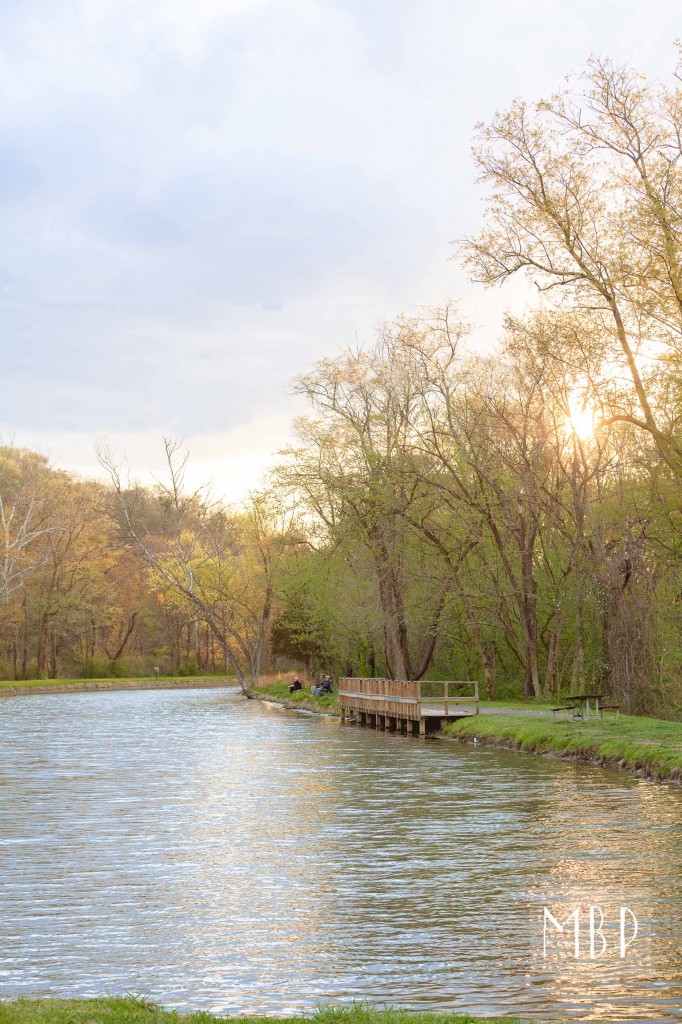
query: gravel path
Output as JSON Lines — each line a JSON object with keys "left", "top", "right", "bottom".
{"left": 480, "top": 705, "right": 553, "bottom": 717}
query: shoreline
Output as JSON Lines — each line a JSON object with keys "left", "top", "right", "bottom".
{"left": 255, "top": 692, "right": 340, "bottom": 716}
{"left": 3, "top": 678, "right": 679, "bottom": 787}
{"left": 443, "top": 727, "right": 682, "bottom": 787}
{"left": 0, "top": 677, "right": 234, "bottom": 697}
{"left": 251, "top": 687, "right": 682, "bottom": 787}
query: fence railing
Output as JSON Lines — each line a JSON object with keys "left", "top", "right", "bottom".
{"left": 338, "top": 677, "right": 479, "bottom": 721}
{"left": 418, "top": 679, "right": 480, "bottom": 717}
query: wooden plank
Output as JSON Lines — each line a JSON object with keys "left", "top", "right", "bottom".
{"left": 419, "top": 695, "right": 479, "bottom": 703}
{"left": 338, "top": 677, "right": 479, "bottom": 725}
{"left": 338, "top": 691, "right": 419, "bottom": 704}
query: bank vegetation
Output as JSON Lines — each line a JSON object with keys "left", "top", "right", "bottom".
{"left": 0, "top": 998, "right": 519, "bottom": 1024}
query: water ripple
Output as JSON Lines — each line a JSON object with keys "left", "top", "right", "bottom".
{"left": 1, "top": 688, "right": 681, "bottom": 1020}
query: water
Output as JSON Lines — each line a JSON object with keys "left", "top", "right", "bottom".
{"left": 1, "top": 687, "right": 681, "bottom": 1021}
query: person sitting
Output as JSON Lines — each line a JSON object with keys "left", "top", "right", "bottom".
{"left": 289, "top": 676, "right": 303, "bottom": 693}
{"left": 312, "top": 674, "right": 326, "bottom": 696}
{"left": 319, "top": 675, "right": 333, "bottom": 694}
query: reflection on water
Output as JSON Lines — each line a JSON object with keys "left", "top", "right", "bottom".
{"left": 1, "top": 688, "right": 681, "bottom": 1020}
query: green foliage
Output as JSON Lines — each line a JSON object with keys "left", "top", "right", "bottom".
{"left": 178, "top": 662, "right": 200, "bottom": 677}
{"left": 81, "top": 657, "right": 125, "bottom": 680}
{"left": 270, "top": 593, "right": 329, "bottom": 666}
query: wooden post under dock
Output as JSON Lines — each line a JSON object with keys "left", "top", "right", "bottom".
{"left": 338, "top": 677, "right": 479, "bottom": 735}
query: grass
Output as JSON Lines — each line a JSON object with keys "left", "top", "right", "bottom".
{"left": 0, "top": 675, "right": 232, "bottom": 692}
{"left": 0, "top": 997, "right": 522, "bottom": 1024}
{"left": 445, "top": 709, "right": 682, "bottom": 781}
{"left": 253, "top": 678, "right": 341, "bottom": 713}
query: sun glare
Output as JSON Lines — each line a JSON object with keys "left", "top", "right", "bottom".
{"left": 565, "top": 389, "right": 597, "bottom": 442}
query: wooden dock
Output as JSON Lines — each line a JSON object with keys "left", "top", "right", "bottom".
{"left": 338, "top": 677, "right": 479, "bottom": 735}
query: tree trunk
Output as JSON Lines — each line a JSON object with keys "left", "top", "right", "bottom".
{"left": 469, "top": 618, "right": 494, "bottom": 699}
{"left": 571, "top": 599, "right": 586, "bottom": 695}
{"left": 543, "top": 617, "right": 563, "bottom": 697}
{"left": 373, "top": 539, "right": 412, "bottom": 680}
{"left": 454, "top": 580, "right": 495, "bottom": 699}
{"left": 37, "top": 612, "right": 49, "bottom": 678}
{"left": 49, "top": 631, "right": 58, "bottom": 679}
{"left": 20, "top": 595, "right": 28, "bottom": 680}
{"left": 520, "top": 534, "right": 541, "bottom": 698}
{"left": 192, "top": 616, "right": 201, "bottom": 669}
{"left": 110, "top": 612, "right": 138, "bottom": 664}
{"left": 481, "top": 648, "right": 494, "bottom": 700}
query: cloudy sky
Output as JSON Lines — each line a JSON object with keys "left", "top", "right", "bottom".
{"left": 1, "top": 0, "right": 680, "bottom": 499}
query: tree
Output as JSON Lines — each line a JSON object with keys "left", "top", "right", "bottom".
{"left": 280, "top": 325, "right": 468, "bottom": 681}
{"left": 0, "top": 448, "right": 58, "bottom": 604}
{"left": 463, "top": 52, "right": 682, "bottom": 475}
{"left": 99, "top": 439, "right": 296, "bottom": 693}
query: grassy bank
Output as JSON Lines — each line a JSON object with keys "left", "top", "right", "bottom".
{"left": 446, "top": 711, "right": 682, "bottom": 782}
{"left": 0, "top": 997, "right": 521, "bottom": 1024}
{"left": 253, "top": 681, "right": 682, "bottom": 782}
{"left": 253, "top": 678, "right": 340, "bottom": 713}
{"left": 0, "top": 676, "right": 232, "bottom": 695}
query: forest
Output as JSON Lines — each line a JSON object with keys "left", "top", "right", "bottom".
{"left": 4, "top": 56, "right": 682, "bottom": 716}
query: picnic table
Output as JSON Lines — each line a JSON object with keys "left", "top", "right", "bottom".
{"left": 552, "top": 694, "right": 604, "bottom": 722}
{"left": 570, "top": 693, "right": 604, "bottom": 720}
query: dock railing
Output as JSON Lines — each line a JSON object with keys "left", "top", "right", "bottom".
{"left": 338, "top": 678, "right": 421, "bottom": 721}
{"left": 338, "top": 677, "right": 479, "bottom": 724}
{"left": 418, "top": 679, "right": 480, "bottom": 717}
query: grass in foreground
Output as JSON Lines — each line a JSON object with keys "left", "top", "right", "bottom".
{"left": 0, "top": 997, "right": 522, "bottom": 1024}
{"left": 446, "top": 710, "right": 682, "bottom": 781}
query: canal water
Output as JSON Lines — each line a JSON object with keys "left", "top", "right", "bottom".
{"left": 1, "top": 687, "right": 681, "bottom": 1021}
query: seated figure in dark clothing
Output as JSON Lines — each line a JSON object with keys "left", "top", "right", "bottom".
{"left": 289, "top": 676, "right": 303, "bottom": 693}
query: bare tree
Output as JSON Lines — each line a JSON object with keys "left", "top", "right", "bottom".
{"left": 462, "top": 52, "right": 682, "bottom": 475}
{"left": 98, "top": 439, "right": 293, "bottom": 694}
{"left": 281, "top": 320, "right": 468, "bottom": 681}
{"left": 0, "top": 461, "right": 58, "bottom": 602}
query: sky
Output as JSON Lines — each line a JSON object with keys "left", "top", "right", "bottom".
{"left": 1, "top": 0, "right": 681, "bottom": 501}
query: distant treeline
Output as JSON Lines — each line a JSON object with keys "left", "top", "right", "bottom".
{"left": 0, "top": 446, "right": 231, "bottom": 680}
